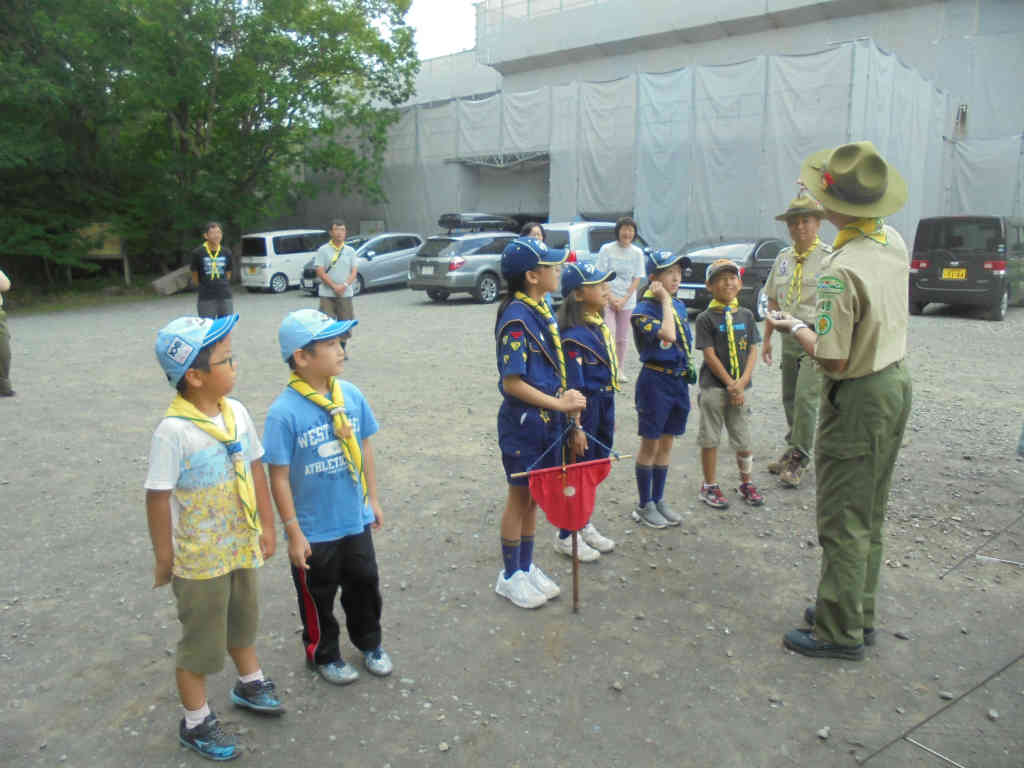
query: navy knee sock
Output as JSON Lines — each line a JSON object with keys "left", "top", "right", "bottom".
{"left": 558, "top": 529, "right": 571, "bottom": 539}
{"left": 519, "top": 535, "right": 535, "bottom": 572}
{"left": 651, "top": 465, "right": 669, "bottom": 502}
{"left": 501, "top": 538, "right": 520, "bottom": 579}
{"left": 635, "top": 464, "right": 653, "bottom": 506}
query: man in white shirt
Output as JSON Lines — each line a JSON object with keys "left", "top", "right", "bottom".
{"left": 315, "top": 220, "right": 359, "bottom": 354}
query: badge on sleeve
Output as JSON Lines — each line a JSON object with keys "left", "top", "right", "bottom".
{"left": 817, "top": 313, "right": 833, "bottom": 335}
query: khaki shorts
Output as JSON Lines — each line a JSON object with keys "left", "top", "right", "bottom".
{"left": 172, "top": 568, "right": 260, "bottom": 675}
{"left": 319, "top": 296, "right": 354, "bottom": 339}
{"left": 697, "top": 387, "right": 752, "bottom": 452}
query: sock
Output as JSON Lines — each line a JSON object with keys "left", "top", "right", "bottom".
{"left": 501, "top": 538, "right": 521, "bottom": 579}
{"left": 238, "top": 670, "right": 263, "bottom": 684}
{"left": 635, "top": 464, "right": 653, "bottom": 506}
{"left": 558, "top": 529, "right": 571, "bottom": 539}
{"left": 184, "top": 702, "right": 211, "bottom": 730}
{"left": 651, "top": 465, "right": 669, "bottom": 502}
{"left": 519, "top": 535, "right": 535, "bottom": 571}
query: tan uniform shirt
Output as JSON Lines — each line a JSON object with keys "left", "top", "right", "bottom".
{"left": 813, "top": 225, "right": 909, "bottom": 380}
{"left": 764, "top": 240, "right": 832, "bottom": 324}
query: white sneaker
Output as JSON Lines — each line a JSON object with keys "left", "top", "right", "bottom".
{"left": 494, "top": 569, "right": 547, "bottom": 609}
{"left": 526, "top": 564, "right": 561, "bottom": 600}
{"left": 618, "top": 373, "right": 629, "bottom": 384}
{"left": 580, "top": 522, "right": 615, "bottom": 553}
{"left": 553, "top": 530, "right": 600, "bottom": 562}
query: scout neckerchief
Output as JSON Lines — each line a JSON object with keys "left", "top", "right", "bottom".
{"left": 641, "top": 288, "right": 695, "bottom": 379}
{"left": 833, "top": 218, "right": 887, "bottom": 250}
{"left": 785, "top": 236, "right": 821, "bottom": 311}
{"left": 583, "top": 311, "right": 620, "bottom": 391}
{"left": 288, "top": 372, "right": 367, "bottom": 500}
{"left": 204, "top": 241, "right": 223, "bottom": 279}
{"left": 514, "top": 291, "right": 566, "bottom": 390}
{"left": 327, "top": 240, "right": 344, "bottom": 271}
{"left": 165, "top": 394, "right": 260, "bottom": 531}
{"left": 708, "top": 298, "right": 741, "bottom": 380}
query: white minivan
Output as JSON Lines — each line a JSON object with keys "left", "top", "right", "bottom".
{"left": 240, "top": 229, "right": 327, "bottom": 293}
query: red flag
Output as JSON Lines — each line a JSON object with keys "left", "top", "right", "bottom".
{"left": 528, "top": 458, "right": 612, "bottom": 531}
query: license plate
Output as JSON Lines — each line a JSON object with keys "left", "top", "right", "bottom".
{"left": 942, "top": 268, "right": 966, "bottom": 280}
{"left": 679, "top": 288, "right": 695, "bottom": 299}
{"left": 422, "top": 264, "right": 435, "bottom": 276}
{"left": 247, "top": 266, "right": 258, "bottom": 275}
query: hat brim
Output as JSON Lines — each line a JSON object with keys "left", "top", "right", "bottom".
{"left": 799, "top": 148, "right": 908, "bottom": 218}
{"left": 311, "top": 319, "right": 358, "bottom": 342}
{"left": 202, "top": 313, "right": 239, "bottom": 348}
{"left": 536, "top": 248, "right": 567, "bottom": 266}
{"left": 706, "top": 265, "right": 741, "bottom": 283}
{"left": 646, "top": 253, "right": 691, "bottom": 276}
{"left": 774, "top": 207, "right": 826, "bottom": 222}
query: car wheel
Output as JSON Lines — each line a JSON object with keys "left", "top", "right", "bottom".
{"left": 909, "top": 301, "right": 925, "bottom": 315}
{"left": 269, "top": 273, "right": 288, "bottom": 294}
{"left": 426, "top": 289, "right": 449, "bottom": 302}
{"left": 352, "top": 275, "right": 364, "bottom": 297}
{"left": 988, "top": 287, "right": 1008, "bottom": 321}
{"left": 474, "top": 272, "right": 500, "bottom": 304}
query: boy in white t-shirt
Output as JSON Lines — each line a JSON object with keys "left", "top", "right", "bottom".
{"left": 145, "top": 315, "right": 283, "bottom": 761}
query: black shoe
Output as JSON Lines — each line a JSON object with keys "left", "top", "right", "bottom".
{"left": 230, "top": 677, "right": 285, "bottom": 714}
{"left": 783, "top": 628, "right": 864, "bottom": 661}
{"left": 178, "top": 713, "right": 239, "bottom": 761}
{"left": 804, "top": 605, "right": 875, "bottom": 646}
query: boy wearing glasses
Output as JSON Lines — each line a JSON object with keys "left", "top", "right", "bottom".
{"left": 146, "top": 315, "right": 283, "bottom": 761}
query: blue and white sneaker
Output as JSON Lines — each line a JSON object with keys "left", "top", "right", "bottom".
{"left": 363, "top": 647, "right": 394, "bottom": 677}
{"left": 178, "top": 713, "right": 238, "bottom": 761}
{"left": 230, "top": 677, "right": 285, "bottom": 714}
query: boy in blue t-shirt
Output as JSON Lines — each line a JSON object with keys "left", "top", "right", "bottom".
{"left": 263, "top": 309, "right": 393, "bottom": 686}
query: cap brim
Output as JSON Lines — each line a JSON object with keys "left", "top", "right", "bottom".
{"left": 774, "top": 208, "right": 826, "bottom": 222}
{"left": 537, "top": 248, "right": 567, "bottom": 265}
{"left": 580, "top": 269, "right": 615, "bottom": 285}
{"left": 311, "top": 319, "right": 358, "bottom": 341}
{"left": 799, "top": 148, "right": 908, "bottom": 218}
{"left": 202, "top": 314, "right": 239, "bottom": 348}
{"left": 648, "top": 253, "right": 689, "bottom": 274}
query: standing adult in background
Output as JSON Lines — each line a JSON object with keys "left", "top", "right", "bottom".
{"left": 315, "top": 220, "right": 358, "bottom": 356}
{"left": 520, "top": 222, "right": 545, "bottom": 243}
{"left": 761, "top": 196, "right": 831, "bottom": 488}
{"left": 0, "top": 267, "right": 13, "bottom": 396}
{"left": 190, "top": 222, "right": 233, "bottom": 318}
{"left": 596, "top": 216, "right": 645, "bottom": 383}
{"left": 768, "top": 141, "right": 913, "bottom": 661}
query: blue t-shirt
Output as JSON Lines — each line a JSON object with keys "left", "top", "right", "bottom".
{"left": 263, "top": 381, "right": 379, "bottom": 543}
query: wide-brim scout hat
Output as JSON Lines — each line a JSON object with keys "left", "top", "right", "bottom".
{"left": 705, "top": 259, "right": 741, "bottom": 283}
{"left": 645, "top": 248, "right": 691, "bottom": 277}
{"left": 561, "top": 260, "right": 615, "bottom": 298}
{"left": 774, "top": 194, "right": 826, "bottom": 222}
{"left": 279, "top": 308, "right": 358, "bottom": 361}
{"left": 501, "top": 237, "right": 567, "bottom": 278}
{"left": 799, "top": 140, "right": 907, "bottom": 218}
{"left": 156, "top": 314, "right": 239, "bottom": 387}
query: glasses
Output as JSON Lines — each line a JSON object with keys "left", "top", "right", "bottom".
{"left": 210, "top": 355, "right": 236, "bottom": 368}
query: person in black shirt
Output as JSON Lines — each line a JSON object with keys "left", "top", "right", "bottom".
{"left": 190, "top": 222, "right": 233, "bottom": 318}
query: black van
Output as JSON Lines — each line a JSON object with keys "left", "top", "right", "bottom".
{"left": 909, "top": 216, "right": 1024, "bottom": 321}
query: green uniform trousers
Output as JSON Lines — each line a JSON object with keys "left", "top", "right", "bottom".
{"left": 780, "top": 333, "right": 821, "bottom": 460}
{"left": 0, "top": 308, "right": 11, "bottom": 394}
{"left": 814, "top": 360, "right": 912, "bottom": 647}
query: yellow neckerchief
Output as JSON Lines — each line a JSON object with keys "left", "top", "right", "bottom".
{"left": 328, "top": 240, "right": 344, "bottom": 271}
{"left": 583, "top": 311, "right": 620, "bottom": 391}
{"left": 785, "top": 236, "right": 821, "bottom": 311}
{"left": 288, "top": 372, "right": 367, "bottom": 501}
{"left": 642, "top": 289, "right": 695, "bottom": 378}
{"left": 165, "top": 395, "right": 260, "bottom": 532}
{"left": 708, "top": 298, "right": 741, "bottom": 379}
{"left": 833, "top": 218, "right": 887, "bottom": 250}
{"left": 203, "top": 241, "right": 223, "bottom": 279}
{"left": 514, "top": 291, "right": 566, "bottom": 390}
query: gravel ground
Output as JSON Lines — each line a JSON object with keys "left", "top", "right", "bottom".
{"left": 1, "top": 286, "right": 1022, "bottom": 768}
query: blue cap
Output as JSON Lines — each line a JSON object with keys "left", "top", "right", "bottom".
{"left": 155, "top": 314, "right": 239, "bottom": 387}
{"left": 501, "top": 237, "right": 567, "bottom": 278}
{"left": 645, "top": 248, "right": 691, "bottom": 277}
{"left": 279, "top": 309, "right": 358, "bottom": 361}
{"left": 561, "top": 260, "right": 616, "bottom": 298}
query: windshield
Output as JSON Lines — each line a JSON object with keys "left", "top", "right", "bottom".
{"left": 685, "top": 242, "right": 753, "bottom": 262}
{"left": 915, "top": 218, "right": 1002, "bottom": 251}
{"left": 418, "top": 238, "right": 465, "bottom": 258}
{"left": 346, "top": 236, "right": 369, "bottom": 250}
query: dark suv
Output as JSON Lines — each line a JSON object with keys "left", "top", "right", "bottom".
{"left": 909, "top": 216, "right": 1024, "bottom": 321}
{"left": 677, "top": 237, "right": 787, "bottom": 319}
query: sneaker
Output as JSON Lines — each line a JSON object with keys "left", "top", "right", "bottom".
{"left": 494, "top": 569, "right": 547, "bottom": 609}
{"left": 631, "top": 501, "right": 670, "bottom": 529}
{"left": 617, "top": 373, "right": 629, "bottom": 384}
{"left": 738, "top": 481, "right": 765, "bottom": 506}
{"left": 230, "top": 678, "right": 285, "bottom": 714}
{"left": 780, "top": 452, "right": 808, "bottom": 488}
{"left": 178, "top": 713, "right": 238, "bottom": 761}
{"left": 526, "top": 563, "right": 561, "bottom": 600}
{"left": 580, "top": 522, "right": 615, "bottom": 553}
{"left": 654, "top": 500, "right": 683, "bottom": 526}
{"left": 783, "top": 628, "right": 864, "bottom": 661}
{"left": 804, "top": 604, "right": 875, "bottom": 646}
{"left": 363, "top": 647, "right": 394, "bottom": 677}
{"left": 767, "top": 449, "right": 792, "bottom": 475}
{"left": 553, "top": 530, "right": 600, "bottom": 561}
{"left": 312, "top": 659, "right": 360, "bottom": 686}
{"left": 699, "top": 483, "right": 729, "bottom": 509}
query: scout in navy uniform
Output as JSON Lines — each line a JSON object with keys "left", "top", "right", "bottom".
{"left": 630, "top": 250, "right": 695, "bottom": 530}
{"left": 554, "top": 260, "right": 619, "bottom": 561}
{"left": 768, "top": 141, "right": 913, "bottom": 661}
{"left": 494, "top": 237, "right": 587, "bottom": 609}
{"left": 190, "top": 222, "right": 234, "bottom": 319}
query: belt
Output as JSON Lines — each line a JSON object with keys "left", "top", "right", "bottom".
{"left": 596, "top": 384, "right": 615, "bottom": 393}
{"left": 643, "top": 362, "right": 688, "bottom": 377}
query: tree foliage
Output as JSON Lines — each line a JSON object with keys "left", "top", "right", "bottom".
{"left": 0, "top": 0, "right": 419, "bottom": 283}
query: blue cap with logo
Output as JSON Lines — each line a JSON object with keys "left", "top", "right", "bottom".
{"left": 645, "top": 248, "right": 691, "bottom": 277}
{"left": 501, "top": 237, "right": 567, "bottom": 278}
{"left": 561, "top": 260, "right": 616, "bottom": 298}
{"left": 278, "top": 308, "right": 358, "bottom": 361}
{"left": 155, "top": 314, "right": 239, "bottom": 387}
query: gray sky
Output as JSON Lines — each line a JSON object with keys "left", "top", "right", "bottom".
{"left": 406, "top": 0, "right": 478, "bottom": 60}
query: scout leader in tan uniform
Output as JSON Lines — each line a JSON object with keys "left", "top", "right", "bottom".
{"left": 762, "top": 196, "right": 831, "bottom": 487}
{"left": 767, "top": 141, "right": 913, "bottom": 661}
